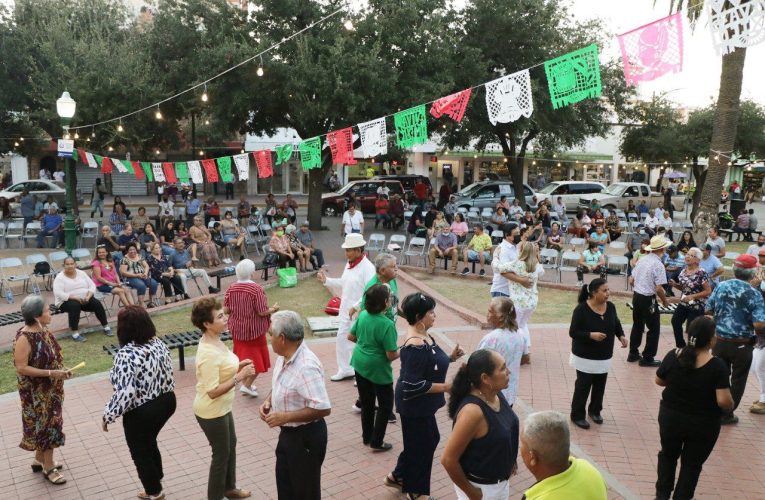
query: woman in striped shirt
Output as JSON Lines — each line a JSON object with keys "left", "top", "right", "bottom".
{"left": 223, "top": 259, "right": 279, "bottom": 397}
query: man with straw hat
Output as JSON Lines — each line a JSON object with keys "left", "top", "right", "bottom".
{"left": 317, "top": 233, "right": 376, "bottom": 381}
{"left": 628, "top": 235, "right": 671, "bottom": 367}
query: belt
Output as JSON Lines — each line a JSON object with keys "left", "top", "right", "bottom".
{"left": 466, "top": 472, "right": 509, "bottom": 485}
{"left": 279, "top": 418, "right": 324, "bottom": 433}
{"left": 716, "top": 336, "right": 754, "bottom": 344}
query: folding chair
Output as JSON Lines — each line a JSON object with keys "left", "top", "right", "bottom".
{"left": 367, "top": 233, "right": 386, "bottom": 255}
{"left": 0, "top": 257, "right": 31, "bottom": 296}
{"left": 569, "top": 237, "right": 586, "bottom": 252}
{"left": 22, "top": 221, "right": 42, "bottom": 249}
{"left": 0, "top": 222, "right": 5, "bottom": 249}
{"left": 558, "top": 250, "right": 581, "bottom": 283}
{"left": 539, "top": 248, "right": 560, "bottom": 282}
{"left": 606, "top": 241, "right": 626, "bottom": 256}
{"left": 606, "top": 255, "right": 629, "bottom": 290}
{"left": 80, "top": 221, "right": 100, "bottom": 249}
{"left": 403, "top": 211, "right": 413, "bottom": 223}
{"left": 25, "top": 254, "right": 55, "bottom": 291}
{"left": 71, "top": 248, "right": 93, "bottom": 270}
{"left": 403, "top": 237, "right": 428, "bottom": 266}
{"left": 48, "top": 251, "right": 69, "bottom": 274}
{"left": 387, "top": 234, "right": 407, "bottom": 254}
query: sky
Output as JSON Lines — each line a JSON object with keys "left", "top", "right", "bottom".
{"left": 570, "top": 0, "right": 765, "bottom": 108}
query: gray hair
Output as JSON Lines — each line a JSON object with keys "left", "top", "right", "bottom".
{"left": 20, "top": 295, "right": 46, "bottom": 326}
{"left": 374, "top": 252, "right": 397, "bottom": 273}
{"left": 734, "top": 267, "right": 756, "bottom": 281}
{"left": 271, "top": 310, "right": 304, "bottom": 342}
{"left": 522, "top": 411, "right": 570, "bottom": 468}
{"left": 235, "top": 258, "right": 256, "bottom": 280}
{"left": 686, "top": 247, "right": 703, "bottom": 260}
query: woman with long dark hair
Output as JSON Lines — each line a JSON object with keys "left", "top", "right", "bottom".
{"left": 384, "top": 293, "right": 463, "bottom": 500}
{"left": 569, "top": 278, "right": 627, "bottom": 430}
{"left": 676, "top": 231, "right": 697, "bottom": 254}
{"left": 655, "top": 316, "right": 733, "bottom": 500}
{"left": 441, "top": 349, "right": 518, "bottom": 500}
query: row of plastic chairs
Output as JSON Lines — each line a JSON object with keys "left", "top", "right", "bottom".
{"left": 0, "top": 248, "right": 93, "bottom": 297}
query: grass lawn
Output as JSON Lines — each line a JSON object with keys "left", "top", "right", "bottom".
{"left": 0, "top": 279, "right": 331, "bottom": 395}
{"left": 407, "top": 270, "right": 664, "bottom": 326}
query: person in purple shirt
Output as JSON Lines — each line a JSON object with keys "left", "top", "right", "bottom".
{"left": 428, "top": 226, "right": 459, "bottom": 273}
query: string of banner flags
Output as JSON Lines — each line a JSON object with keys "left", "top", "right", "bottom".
{"left": 69, "top": 2, "right": 765, "bottom": 183}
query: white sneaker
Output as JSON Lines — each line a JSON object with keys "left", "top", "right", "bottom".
{"left": 576, "top": 281, "right": 584, "bottom": 288}
{"left": 239, "top": 385, "right": 258, "bottom": 397}
{"left": 223, "top": 258, "right": 232, "bottom": 264}
{"left": 351, "top": 403, "right": 362, "bottom": 413}
{"left": 330, "top": 371, "right": 354, "bottom": 382}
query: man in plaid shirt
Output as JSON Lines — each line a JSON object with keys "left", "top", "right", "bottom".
{"left": 260, "top": 311, "right": 331, "bottom": 499}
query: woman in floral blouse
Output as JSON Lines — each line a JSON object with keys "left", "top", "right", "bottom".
{"left": 668, "top": 247, "right": 711, "bottom": 348}
{"left": 102, "top": 306, "right": 176, "bottom": 500}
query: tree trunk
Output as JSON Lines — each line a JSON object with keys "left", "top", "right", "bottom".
{"left": 307, "top": 152, "right": 333, "bottom": 231}
{"left": 690, "top": 160, "right": 706, "bottom": 222}
{"left": 692, "top": 48, "right": 746, "bottom": 240}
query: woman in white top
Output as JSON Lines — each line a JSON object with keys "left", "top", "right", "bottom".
{"left": 52, "top": 257, "right": 111, "bottom": 342}
{"left": 492, "top": 241, "right": 544, "bottom": 351}
{"left": 341, "top": 202, "right": 365, "bottom": 236}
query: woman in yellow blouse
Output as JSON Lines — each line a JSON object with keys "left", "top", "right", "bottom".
{"left": 192, "top": 298, "right": 255, "bottom": 500}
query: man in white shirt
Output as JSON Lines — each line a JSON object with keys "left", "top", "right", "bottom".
{"left": 644, "top": 208, "right": 661, "bottom": 236}
{"left": 746, "top": 234, "right": 765, "bottom": 256}
{"left": 490, "top": 223, "right": 520, "bottom": 297}
{"left": 39, "top": 168, "right": 50, "bottom": 180}
{"left": 317, "top": 233, "right": 376, "bottom": 381}
{"left": 341, "top": 202, "right": 365, "bottom": 236}
{"left": 52, "top": 168, "right": 65, "bottom": 183}
{"left": 376, "top": 181, "right": 390, "bottom": 197}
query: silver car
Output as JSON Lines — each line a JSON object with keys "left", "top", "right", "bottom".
{"left": 0, "top": 179, "right": 71, "bottom": 214}
{"left": 453, "top": 181, "right": 536, "bottom": 210}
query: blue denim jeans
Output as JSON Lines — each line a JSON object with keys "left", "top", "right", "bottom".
{"left": 127, "top": 277, "right": 158, "bottom": 297}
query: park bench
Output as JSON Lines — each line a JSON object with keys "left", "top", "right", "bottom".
{"left": 103, "top": 329, "right": 232, "bottom": 371}
{"left": 720, "top": 227, "right": 763, "bottom": 242}
{"left": 0, "top": 304, "right": 63, "bottom": 327}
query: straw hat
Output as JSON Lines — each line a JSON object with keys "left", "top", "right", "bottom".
{"left": 646, "top": 235, "right": 671, "bottom": 252}
{"left": 341, "top": 233, "right": 367, "bottom": 249}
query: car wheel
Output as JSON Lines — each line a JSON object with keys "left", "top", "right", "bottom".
{"left": 323, "top": 205, "right": 338, "bottom": 217}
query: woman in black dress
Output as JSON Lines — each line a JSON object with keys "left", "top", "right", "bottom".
{"left": 654, "top": 316, "right": 733, "bottom": 500}
{"left": 569, "top": 278, "right": 627, "bottom": 429}
{"left": 384, "top": 293, "right": 463, "bottom": 500}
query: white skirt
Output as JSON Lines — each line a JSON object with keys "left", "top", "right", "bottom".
{"left": 569, "top": 353, "right": 611, "bottom": 374}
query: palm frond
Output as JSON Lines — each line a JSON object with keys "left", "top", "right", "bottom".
{"left": 657, "top": 0, "right": 705, "bottom": 30}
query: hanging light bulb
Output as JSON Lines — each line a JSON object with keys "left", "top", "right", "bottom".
{"left": 557, "top": 162, "right": 561, "bottom": 167}
{"left": 344, "top": 19, "right": 354, "bottom": 30}
{"left": 155, "top": 106, "right": 163, "bottom": 120}
{"left": 257, "top": 55, "right": 264, "bottom": 77}
{"left": 91, "top": 128, "right": 96, "bottom": 138}
{"left": 13, "top": 141, "right": 19, "bottom": 147}
{"left": 204, "top": 119, "right": 210, "bottom": 125}
{"left": 199, "top": 150, "right": 204, "bottom": 156}
{"left": 19, "top": 137, "right": 24, "bottom": 142}
{"left": 64, "top": 133, "right": 71, "bottom": 140}
{"left": 108, "top": 146, "right": 114, "bottom": 152}
{"left": 155, "top": 149, "right": 160, "bottom": 155}
{"left": 86, "top": 137, "right": 91, "bottom": 142}
{"left": 532, "top": 161, "right": 537, "bottom": 165}
{"left": 117, "top": 119, "right": 124, "bottom": 133}
{"left": 73, "top": 132, "right": 79, "bottom": 139}
{"left": 201, "top": 83, "right": 208, "bottom": 102}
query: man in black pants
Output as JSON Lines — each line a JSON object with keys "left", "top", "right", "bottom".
{"left": 704, "top": 254, "right": 765, "bottom": 425}
{"left": 260, "top": 311, "right": 331, "bottom": 500}
{"left": 628, "top": 235, "right": 670, "bottom": 367}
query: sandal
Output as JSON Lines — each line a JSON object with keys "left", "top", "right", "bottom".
{"left": 224, "top": 488, "right": 251, "bottom": 498}
{"left": 43, "top": 467, "right": 67, "bottom": 485}
{"left": 32, "top": 460, "right": 63, "bottom": 472}
{"left": 383, "top": 473, "right": 403, "bottom": 491}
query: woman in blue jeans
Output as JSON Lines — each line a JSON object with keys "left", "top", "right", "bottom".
{"left": 119, "top": 244, "right": 158, "bottom": 309}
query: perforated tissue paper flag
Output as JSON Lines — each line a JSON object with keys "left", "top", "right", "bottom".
{"left": 111, "top": 158, "right": 127, "bottom": 173}
{"left": 254, "top": 150, "right": 274, "bottom": 178}
{"left": 430, "top": 88, "right": 472, "bottom": 123}
{"left": 299, "top": 137, "right": 322, "bottom": 170}
{"left": 131, "top": 161, "right": 144, "bottom": 179}
{"left": 233, "top": 153, "right": 250, "bottom": 181}
{"left": 162, "top": 162, "right": 177, "bottom": 184}
{"left": 275, "top": 144, "right": 293, "bottom": 166}
{"left": 151, "top": 162, "right": 165, "bottom": 182}
{"left": 85, "top": 152, "right": 98, "bottom": 169}
{"left": 544, "top": 44, "right": 602, "bottom": 110}
{"left": 618, "top": 12, "right": 683, "bottom": 86}
{"left": 141, "top": 162, "right": 154, "bottom": 181}
{"left": 216, "top": 156, "right": 234, "bottom": 183}
{"left": 393, "top": 105, "right": 427, "bottom": 148}
{"left": 708, "top": 0, "right": 765, "bottom": 54}
{"left": 358, "top": 118, "right": 387, "bottom": 157}
{"left": 187, "top": 160, "right": 203, "bottom": 184}
{"left": 201, "top": 159, "right": 219, "bottom": 182}
{"left": 100, "top": 157, "right": 113, "bottom": 174}
{"left": 485, "top": 70, "right": 533, "bottom": 125}
{"left": 175, "top": 162, "right": 189, "bottom": 184}
{"left": 327, "top": 127, "right": 357, "bottom": 165}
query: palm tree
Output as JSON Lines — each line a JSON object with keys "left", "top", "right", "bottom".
{"left": 668, "top": 1, "right": 748, "bottom": 234}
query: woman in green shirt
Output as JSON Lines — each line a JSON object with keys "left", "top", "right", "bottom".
{"left": 349, "top": 284, "right": 400, "bottom": 451}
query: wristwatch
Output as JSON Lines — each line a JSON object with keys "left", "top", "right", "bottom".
{"left": 232, "top": 376, "right": 240, "bottom": 385}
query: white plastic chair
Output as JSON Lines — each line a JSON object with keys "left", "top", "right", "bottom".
{"left": 490, "top": 230, "right": 504, "bottom": 245}
{"left": 558, "top": 251, "right": 581, "bottom": 283}
{"left": 569, "top": 237, "right": 586, "bottom": 251}
{"left": 80, "top": 221, "right": 100, "bottom": 248}
{"left": 367, "top": 233, "right": 386, "bottom": 255}
{"left": 387, "top": 234, "right": 407, "bottom": 253}
{"left": 26, "top": 253, "right": 55, "bottom": 291}
{"left": 403, "top": 237, "right": 428, "bottom": 266}
{"left": 71, "top": 248, "right": 93, "bottom": 270}
{"left": 606, "top": 241, "right": 626, "bottom": 255}
{"left": 606, "top": 255, "right": 629, "bottom": 289}
{"left": 48, "top": 251, "right": 69, "bottom": 274}
{"left": 0, "top": 257, "right": 31, "bottom": 296}
{"left": 22, "top": 221, "right": 42, "bottom": 248}
{"left": 539, "top": 248, "right": 560, "bottom": 282}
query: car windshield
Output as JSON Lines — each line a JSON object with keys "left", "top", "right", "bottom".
{"left": 8, "top": 184, "right": 25, "bottom": 192}
{"left": 335, "top": 183, "right": 353, "bottom": 195}
{"left": 537, "top": 183, "right": 560, "bottom": 194}
{"left": 457, "top": 182, "right": 485, "bottom": 197}
{"left": 603, "top": 183, "right": 627, "bottom": 196}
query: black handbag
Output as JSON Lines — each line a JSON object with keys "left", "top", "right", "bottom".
{"left": 263, "top": 252, "right": 279, "bottom": 267}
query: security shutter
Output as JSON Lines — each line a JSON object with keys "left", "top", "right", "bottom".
{"left": 111, "top": 169, "right": 148, "bottom": 196}
{"left": 76, "top": 165, "right": 102, "bottom": 195}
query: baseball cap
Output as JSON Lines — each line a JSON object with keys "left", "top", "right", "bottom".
{"left": 734, "top": 254, "right": 759, "bottom": 269}
{"left": 704, "top": 244, "right": 712, "bottom": 251}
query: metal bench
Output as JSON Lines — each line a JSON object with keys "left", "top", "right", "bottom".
{"left": 103, "top": 329, "right": 232, "bottom": 371}
{"left": 207, "top": 268, "right": 236, "bottom": 290}
{"left": 0, "top": 304, "right": 63, "bottom": 327}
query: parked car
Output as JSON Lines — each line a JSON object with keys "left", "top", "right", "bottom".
{"left": 321, "top": 179, "right": 404, "bottom": 216}
{"left": 577, "top": 182, "right": 685, "bottom": 212}
{"left": 534, "top": 181, "right": 606, "bottom": 212}
{"left": 0, "top": 179, "right": 72, "bottom": 215}
{"left": 453, "top": 181, "right": 536, "bottom": 210}
{"left": 373, "top": 174, "right": 432, "bottom": 196}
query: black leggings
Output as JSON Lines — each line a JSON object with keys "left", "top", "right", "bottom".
{"left": 58, "top": 297, "right": 107, "bottom": 331}
{"left": 355, "top": 373, "right": 393, "bottom": 447}
{"left": 570, "top": 370, "right": 608, "bottom": 421}
{"left": 670, "top": 306, "right": 703, "bottom": 348}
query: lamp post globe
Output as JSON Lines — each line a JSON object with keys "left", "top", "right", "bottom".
{"left": 57, "top": 91, "right": 77, "bottom": 254}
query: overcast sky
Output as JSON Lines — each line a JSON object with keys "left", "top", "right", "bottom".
{"left": 570, "top": 0, "right": 765, "bottom": 108}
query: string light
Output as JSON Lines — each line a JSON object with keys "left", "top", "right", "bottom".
{"left": 343, "top": 19, "right": 354, "bottom": 31}
{"left": 155, "top": 106, "right": 163, "bottom": 120}
{"left": 73, "top": 132, "right": 79, "bottom": 139}
{"left": 155, "top": 149, "right": 160, "bottom": 155}
{"left": 204, "top": 119, "right": 210, "bottom": 125}
{"left": 557, "top": 162, "right": 561, "bottom": 167}
{"left": 19, "top": 137, "right": 24, "bottom": 142}
{"left": 201, "top": 84, "right": 208, "bottom": 102}
{"left": 91, "top": 128, "right": 96, "bottom": 138}
{"left": 199, "top": 150, "right": 204, "bottom": 156}
{"left": 14, "top": 141, "right": 19, "bottom": 147}
{"left": 117, "top": 120, "right": 124, "bottom": 132}
{"left": 64, "top": 133, "right": 70, "bottom": 140}
{"left": 86, "top": 137, "right": 91, "bottom": 142}
{"left": 257, "top": 55, "right": 264, "bottom": 77}
{"left": 108, "top": 146, "right": 114, "bottom": 152}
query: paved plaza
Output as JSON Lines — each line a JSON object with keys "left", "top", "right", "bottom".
{"left": 0, "top": 207, "right": 763, "bottom": 499}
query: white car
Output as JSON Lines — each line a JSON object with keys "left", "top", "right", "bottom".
{"left": 0, "top": 179, "right": 69, "bottom": 215}
{"left": 535, "top": 181, "right": 605, "bottom": 212}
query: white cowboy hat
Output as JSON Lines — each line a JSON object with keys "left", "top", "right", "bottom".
{"left": 647, "top": 235, "right": 671, "bottom": 252}
{"left": 341, "top": 233, "right": 367, "bottom": 249}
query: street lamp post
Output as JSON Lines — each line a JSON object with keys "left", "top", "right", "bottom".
{"left": 56, "top": 91, "right": 77, "bottom": 253}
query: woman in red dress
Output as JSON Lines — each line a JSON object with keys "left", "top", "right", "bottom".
{"left": 223, "top": 259, "right": 279, "bottom": 397}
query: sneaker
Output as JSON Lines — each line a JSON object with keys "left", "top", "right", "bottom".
{"left": 351, "top": 402, "right": 362, "bottom": 413}
{"left": 461, "top": 267, "right": 470, "bottom": 276}
{"left": 479, "top": 269, "right": 485, "bottom": 277}
{"left": 71, "top": 333, "right": 86, "bottom": 343}
{"left": 103, "top": 326, "right": 113, "bottom": 337}
{"left": 330, "top": 371, "right": 355, "bottom": 382}
{"left": 239, "top": 385, "right": 258, "bottom": 397}
{"left": 720, "top": 414, "right": 739, "bottom": 425}
{"left": 749, "top": 402, "right": 765, "bottom": 414}
{"left": 576, "top": 281, "right": 584, "bottom": 287}
{"left": 208, "top": 286, "right": 220, "bottom": 294}
{"left": 223, "top": 258, "right": 232, "bottom": 264}
{"left": 388, "top": 413, "right": 397, "bottom": 424}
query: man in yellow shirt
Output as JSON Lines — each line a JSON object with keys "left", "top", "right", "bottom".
{"left": 520, "top": 410, "right": 607, "bottom": 500}
{"left": 461, "top": 224, "right": 493, "bottom": 277}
